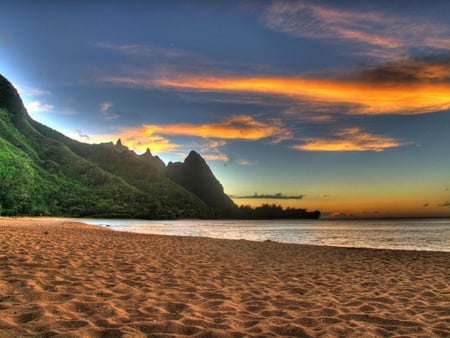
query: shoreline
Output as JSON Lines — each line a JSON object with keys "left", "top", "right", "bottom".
{"left": 0, "top": 217, "right": 449, "bottom": 337}
{"left": 80, "top": 216, "right": 450, "bottom": 253}
{"left": 4, "top": 216, "right": 450, "bottom": 253}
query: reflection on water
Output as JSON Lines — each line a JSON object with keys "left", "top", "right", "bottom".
{"left": 81, "top": 218, "right": 450, "bottom": 252}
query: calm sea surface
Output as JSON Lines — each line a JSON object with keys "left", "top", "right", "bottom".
{"left": 80, "top": 218, "right": 450, "bottom": 252}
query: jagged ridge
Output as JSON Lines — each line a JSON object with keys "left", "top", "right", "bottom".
{"left": 0, "top": 73, "right": 235, "bottom": 218}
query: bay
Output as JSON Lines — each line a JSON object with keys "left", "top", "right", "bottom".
{"left": 81, "top": 218, "right": 450, "bottom": 252}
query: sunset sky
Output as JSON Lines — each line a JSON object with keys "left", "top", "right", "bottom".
{"left": 1, "top": 1, "right": 450, "bottom": 217}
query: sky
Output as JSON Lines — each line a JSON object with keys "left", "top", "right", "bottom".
{"left": 1, "top": 0, "right": 450, "bottom": 218}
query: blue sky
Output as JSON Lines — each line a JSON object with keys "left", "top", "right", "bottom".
{"left": 1, "top": 0, "right": 450, "bottom": 217}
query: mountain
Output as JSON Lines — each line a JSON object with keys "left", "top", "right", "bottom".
{"left": 166, "top": 151, "right": 236, "bottom": 212}
{"left": 0, "top": 73, "right": 235, "bottom": 218}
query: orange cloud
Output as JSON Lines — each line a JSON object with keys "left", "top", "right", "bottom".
{"left": 84, "top": 130, "right": 179, "bottom": 154}
{"left": 239, "top": 159, "right": 257, "bottom": 166}
{"left": 77, "top": 115, "right": 290, "bottom": 156}
{"left": 142, "top": 115, "right": 292, "bottom": 142}
{"left": 294, "top": 127, "right": 404, "bottom": 152}
{"left": 203, "top": 154, "right": 230, "bottom": 162}
{"left": 198, "top": 140, "right": 229, "bottom": 162}
{"left": 156, "top": 75, "right": 450, "bottom": 115}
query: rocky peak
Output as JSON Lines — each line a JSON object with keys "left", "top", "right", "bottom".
{"left": 143, "top": 148, "right": 153, "bottom": 157}
{"left": 139, "top": 147, "right": 165, "bottom": 172}
{"left": 166, "top": 151, "right": 236, "bottom": 210}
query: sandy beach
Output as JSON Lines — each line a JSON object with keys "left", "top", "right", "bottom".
{"left": 0, "top": 218, "right": 449, "bottom": 337}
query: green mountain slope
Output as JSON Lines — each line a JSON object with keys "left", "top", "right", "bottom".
{"left": 0, "top": 74, "right": 219, "bottom": 218}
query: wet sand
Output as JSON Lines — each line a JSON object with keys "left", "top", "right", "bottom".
{"left": 0, "top": 217, "right": 449, "bottom": 337}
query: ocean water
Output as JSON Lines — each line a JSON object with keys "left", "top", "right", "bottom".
{"left": 82, "top": 218, "right": 450, "bottom": 252}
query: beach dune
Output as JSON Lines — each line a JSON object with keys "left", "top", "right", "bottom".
{"left": 0, "top": 218, "right": 449, "bottom": 337}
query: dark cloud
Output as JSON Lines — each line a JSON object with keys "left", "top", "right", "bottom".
{"left": 237, "top": 193, "right": 303, "bottom": 200}
{"left": 438, "top": 201, "right": 450, "bottom": 208}
{"left": 77, "top": 130, "right": 91, "bottom": 142}
{"left": 423, "top": 203, "right": 429, "bottom": 207}
{"left": 358, "top": 55, "right": 450, "bottom": 84}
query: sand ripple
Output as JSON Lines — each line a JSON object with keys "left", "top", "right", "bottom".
{"left": 0, "top": 218, "right": 449, "bottom": 337}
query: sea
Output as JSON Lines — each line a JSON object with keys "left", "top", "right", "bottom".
{"left": 80, "top": 218, "right": 450, "bottom": 252}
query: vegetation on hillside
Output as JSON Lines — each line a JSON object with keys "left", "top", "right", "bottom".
{"left": 0, "top": 73, "right": 320, "bottom": 219}
{"left": 0, "top": 75, "right": 212, "bottom": 218}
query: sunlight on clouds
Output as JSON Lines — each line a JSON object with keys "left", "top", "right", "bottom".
{"left": 294, "top": 127, "right": 404, "bottom": 152}
{"left": 420, "top": 64, "right": 450, "bottom": 80}
{"left": 201, "top": 139, "right": 227, "bottom": 151}
{"left": 25, "top": 101, "right": 54, "bottom": 113}
{"left": 99, "top": 56, "right": 450, "bottom": 116}
{"left": 156, "top": 75, "right": 450, "bottom": 115}
{"left": 264, "top": 1, "right": 450, "bottom": 58}
{"left": 13, "top": 84, "right": 55, "bottom": 114}
{"left": 265, "top": 1, "right": 403, "bottom": 49}
{"left": 239, "top": 160, "right": 257, "bottom": 166}
{"left": 199, "top": 140, "right": 229, "bottom": 162}
{"left": 100, "top": 102, "right": 113, "bottom": 112}
{"left": 142, "top": 115, "right": 292, "bottom": 142}
{"left": 99, "top": 102, "right": 120, "bottom": 120}
{"left": 86, "top": 130, "right": 179, "bottom": 154}
{"left": 425, "top": 37, "right": 450, "bottom": 50}
{"left": 203, "top": 154, "right": 230, "bottom": 162}
{"left": 82, "top": 115, "right": 289, "bottom": 157}
{"left": 265, "top": 1, "right": 401, "bottom": 48}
